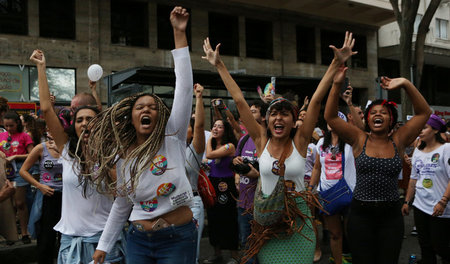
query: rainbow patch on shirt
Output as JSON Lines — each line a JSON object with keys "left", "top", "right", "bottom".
{"left": 150, "top": 155, "right": 168, "bottom": 176}
{"left": 140, "top": 198, "right": 158, "bottom": 212}
{"left": 157, "top": 183, "right": 176, "bottom": 197}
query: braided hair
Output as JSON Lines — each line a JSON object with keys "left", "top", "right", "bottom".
{"left": 81, "top": 93, "right": 170, "bottom": 196}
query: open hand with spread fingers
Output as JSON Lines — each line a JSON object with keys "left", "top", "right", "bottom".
{"left": 202, "top": 37, "right": 221, "bottom": 67}
{"left": 329, "top": 31, "right": 358, "bottom": 64}
{"left": 380, "top": 76, "right": 408, "bottom": 91}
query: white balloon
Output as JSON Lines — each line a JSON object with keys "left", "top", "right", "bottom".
{"left": 87, "top": 64, "right": 103, "bottom": 82}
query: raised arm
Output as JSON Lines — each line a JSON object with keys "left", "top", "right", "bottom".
{"left": 341, "top": 86, "right": 365, "bottom": 130}
{"left": 89, "top": 81, "right": 103, "bottom": 112}
{"left": 166, "top": 7, "right": 193, "bottom": 140}
{"left": 211, "top": 100, "right": 223, "bottom": 122}
{"left": 325, "top": 66, "right": 365, "bottom": 148}
{"left": 222, "top": 103, "right": 243, "bottom": 140}
{"left": 296, "top": 31, "right": 358, "bottom": 157}
{"left": 30, "top": 50, "right": 68, "bottom": 151}
{"left": 202, "top": 38, "right": 265, "bottom": 153}
{"left": 384, "top": 77, "right": 431, "bottom": 148}
{"left": 192, "top": 84, "right": 205, "bottom": 154}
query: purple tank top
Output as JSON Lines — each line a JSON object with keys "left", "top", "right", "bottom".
{"left": 39, "top": 143, "right": 63, "bottom": 191}
{"left": 209, "top": 156, "right": 234, "bottom": 178}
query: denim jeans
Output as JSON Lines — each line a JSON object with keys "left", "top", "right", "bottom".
{"left": 238, "top": 207, "right": 256, "bottom": 264}
{"left": 58, "top": 232, "right": 123, "bottom": 264}
{"left": 126, "top": 220, "right": 197, "bottom": 264}
{"left": 190, "top": 196, "right": 204, "bottom": 263}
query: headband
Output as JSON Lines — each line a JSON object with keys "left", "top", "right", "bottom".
{"left": 427, "top": 114, "right": 446, "bottom": 133}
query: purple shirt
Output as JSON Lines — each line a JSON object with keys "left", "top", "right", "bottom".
{"left": 236, "top": 136, "right": 258, "bottom": 210}
{"left": 209, "top": 156, "right": 234, "bottom": 178}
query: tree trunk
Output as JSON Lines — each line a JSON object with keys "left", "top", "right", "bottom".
{"left": 414, "top": 0, "right": 442, "bottom": 91}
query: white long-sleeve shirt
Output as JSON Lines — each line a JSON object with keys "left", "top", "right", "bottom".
{"left": 97, "top": 47, "right": 194, "bottom": 253}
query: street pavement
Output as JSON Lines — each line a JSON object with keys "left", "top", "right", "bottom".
{"left": 0, "top": 208, "right": 424, "bottom": 264}
{"left": 198, "top": 210, "right": 421, "bottom": 264}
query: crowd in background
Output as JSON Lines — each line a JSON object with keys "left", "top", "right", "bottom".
{"left": 0, "top": 6, "right": 450, "bottom": 264}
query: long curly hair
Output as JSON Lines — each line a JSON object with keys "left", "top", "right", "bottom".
{"left": 81, "top": 93, "right": 170, "bottom": 196}
{"left": 211, "top": 119, "right": 237, "bottom": 150}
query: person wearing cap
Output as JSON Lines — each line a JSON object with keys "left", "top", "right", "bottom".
{"left": 402, "top": 114, "right": 450, "bottom": 264}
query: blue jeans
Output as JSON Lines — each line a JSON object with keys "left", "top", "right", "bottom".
{"left": 190, "top": 195, "right": 204, "bottom": 263}
{"left": 58, "top": 232, "right": 123, "bottom": 264}
{"left": 238, "top": 207, "right": 256, "bottom": 264}
{"left": 127, "top": 220, "right": 197, "bottom": 264}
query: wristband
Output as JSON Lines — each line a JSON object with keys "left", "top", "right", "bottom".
{"left": 224, "top": 143, "right": 231, "bottom": 150}
{"left": 404, "top": 200, "right": 411, "bottom": 206}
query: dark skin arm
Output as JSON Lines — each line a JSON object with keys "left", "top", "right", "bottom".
{"left": 324, "top": 66, "right": 366, "bottom": 154}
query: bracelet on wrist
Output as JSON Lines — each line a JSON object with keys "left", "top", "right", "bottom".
{"left": 438, "top": 200, "right": 447, "bottom": 206}
{"left": 442, "top": 196, "right": 449, "bottom": 202}
{"left": 404, "top": 200, "right": 411, "bottom": 206}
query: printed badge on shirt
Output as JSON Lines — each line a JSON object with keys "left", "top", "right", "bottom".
{"left": 324, "top": 152, "right": 343, "bottom": 180}
{"left": 170, "top": 190, "right": 193, "bottom": 206}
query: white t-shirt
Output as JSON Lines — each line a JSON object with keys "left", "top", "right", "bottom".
{"left": 97, "top": 47, "right": 194, "bottom": 253}
{"left": 305, "top": 143, "right": 317, "bottom": 177}
{"left": 316, "top": 138, "right": 356, "bottom": 192}
{"left": 411, "top": 143, "right": 450, "bottom": 218}
{"left": 53, "top": 143, "right": 114, "bottom": 237}
{"left": 185, "top": 143, "right": 203, "bottom": 191}
{"left": 259, "top": 140, "right": 306, "bottom": 195}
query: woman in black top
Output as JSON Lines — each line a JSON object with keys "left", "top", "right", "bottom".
{"left": 324, "top": 67, "right": 431, "bottom": 263}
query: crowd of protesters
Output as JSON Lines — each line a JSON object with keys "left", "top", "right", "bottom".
{"left": 0, "top": 6, "right": 449, "bottom": 264}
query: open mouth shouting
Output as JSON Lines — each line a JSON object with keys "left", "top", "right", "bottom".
{"left": 274, "top": 124, "right": 285, "bottom": 135}
{"left": 373, "top": 118, "right": 384, "bottom": 128}
{"left": 141, "top": 116, "right": 152, "bottom": 129}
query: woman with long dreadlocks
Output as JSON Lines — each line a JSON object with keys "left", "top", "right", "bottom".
{"left": 90, "top": 7, "right": 196, "bottom": 264}
{"left": 202, "top": 32, "right": 357, "bottom": 263}
{"left": 30, "top": 50, "right": 124, "bottom": 264}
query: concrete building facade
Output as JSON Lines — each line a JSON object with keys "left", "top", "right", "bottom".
{"left": 378, "top": 0, "right": 450, "bottom": 119}
{"left": 0, "top": 0, "right": 394, "bottom": 113}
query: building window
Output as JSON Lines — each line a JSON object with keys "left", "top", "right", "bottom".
{"left": 0, "top": 0, "right": 27, "bottom": 35}
{"left": 157, "top": 5, "right": 191, "bottom": 50}
{"left": 435, "top": 19, "right": 448, "bottom": 39}
{"left": 0, "top": 64, "right": 75, "bottom": 102}
{"left": 111, "top": 0, "right": 149, "bottom": 47}
{"left": 414, "top": 14, "right": 423, "bottom": 34}
{"left": 29, "top": 67, "right": 75, "bottom": 102}
{"left": 246, "top": 18, "right": 273, "bottom": 59}
{"left": 320, "top": 30, "right": 342, "bottom": 65}
{"left": 351, "top": 34, "right": 367, "bottom": 69}
{"left": 208, "top": 12, "right": 239, "bottom": 56}
{"left": 296, "top": 26, "right": 315, "bottom": 63}
{"left": 39, "top": 0, "right": 75, "bottom": 39}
